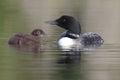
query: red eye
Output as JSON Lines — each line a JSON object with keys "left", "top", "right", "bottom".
{"left": 63, "top": 19, "right": 66, "bottom": 22}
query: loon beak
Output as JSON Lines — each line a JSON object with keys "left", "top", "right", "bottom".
{"left": 45, "top": 20, "right": 58, "bottom": 25}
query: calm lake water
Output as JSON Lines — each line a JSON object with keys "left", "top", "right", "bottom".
{"left": 1, "top": 0, "right": 120, "bottom": 80}
{"left": 2, "top": 34, "right": 120, "bottom": 80}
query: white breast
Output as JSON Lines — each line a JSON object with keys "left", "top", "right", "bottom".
{"left": 58, "top": 37, "right": 75, "bottom": 51}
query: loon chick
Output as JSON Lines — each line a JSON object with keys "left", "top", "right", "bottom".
{"left": 8, "top": 29, "right": 45, "bottom": 46}
{"left": 46, "top": 15, "right": 104, "bottom": 51}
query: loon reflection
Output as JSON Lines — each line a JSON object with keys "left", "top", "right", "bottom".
{"left": 57, "top": 51, "right": 81, "bottom": 64}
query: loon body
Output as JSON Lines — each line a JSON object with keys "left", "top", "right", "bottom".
{"left": 46, "top": 15, "right": 104, "bottom": 51}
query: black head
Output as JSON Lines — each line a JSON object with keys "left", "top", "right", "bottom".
{"left": 46, "top": 15, "right": 81, "bottom": 34}
{"left": 31, "top": 29, "right": 45, "bottom": 36}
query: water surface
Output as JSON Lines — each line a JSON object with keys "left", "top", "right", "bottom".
{"left": 1, "top": 0, "right": 120, "bottom": 80}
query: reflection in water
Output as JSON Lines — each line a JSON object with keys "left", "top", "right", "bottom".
{"left": 57, "top": 51, "right": 81, "bottom": 64}
{"left": 56, "top": 51, "right": 82, "bottom": 80}
{"left": 8, "top": 43, "right": 43, "bottom": 53}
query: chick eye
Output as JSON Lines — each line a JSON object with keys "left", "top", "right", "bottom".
{"left": 36, "top": 31, "right": 40, "bottom": 34}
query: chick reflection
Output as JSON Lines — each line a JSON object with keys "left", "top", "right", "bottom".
{"left": 57, "top": 51, "right": 81, "bottom": 64}
{"left": 8, "top": 29, "right": 45, "bottom": 53}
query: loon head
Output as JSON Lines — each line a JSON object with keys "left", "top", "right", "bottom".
{"left": 46, "top": 15, "right": 81, "bottom": 35}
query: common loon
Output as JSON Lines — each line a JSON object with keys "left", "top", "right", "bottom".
{"left": 46, "top": 15, "right": 104, "bottom": 51}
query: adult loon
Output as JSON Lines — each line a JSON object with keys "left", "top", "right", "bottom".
{"left": 46, "top": 15, "right": 104, "bottom": 51}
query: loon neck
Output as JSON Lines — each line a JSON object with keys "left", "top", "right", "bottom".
{"left": 66, "top": 31, "right": 80, "bottom": 39}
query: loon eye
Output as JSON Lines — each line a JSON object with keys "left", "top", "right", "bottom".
{"left": 63, "top": 19, "right": 66, "bottom": 22}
